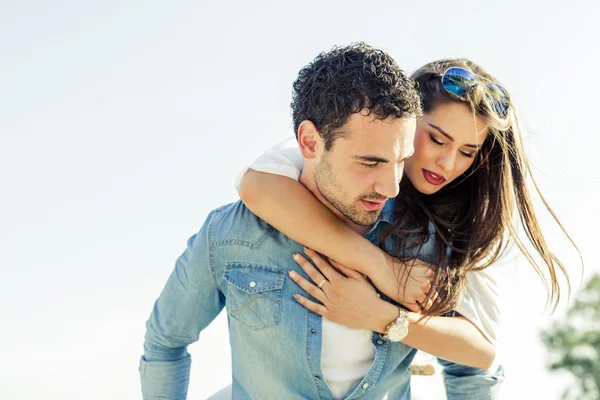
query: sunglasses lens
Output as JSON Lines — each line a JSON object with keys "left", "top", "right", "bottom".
{"left": 442, "top": 67, "right": 477, "bottom": 96}
{"left": 486, "top": 83, "right": 510, "bottom": 116}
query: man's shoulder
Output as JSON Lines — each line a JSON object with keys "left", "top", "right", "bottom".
{"left": 205, "top": 200, "right": 278, "bottom": 249}
{"left": 208, "top": 200, "right": 267, "bottom": 227}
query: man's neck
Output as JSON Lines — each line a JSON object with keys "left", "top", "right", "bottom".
{"left": 299, "top": 171, "right": 373, "bottom": 236}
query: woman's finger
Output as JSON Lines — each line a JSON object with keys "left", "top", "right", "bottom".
{"left": 288, "top": 270, "right": 328, "bottom": 303}
{"left": 293, "top": 294, "right": 329, "bottom": 318}
{"left": 420, "top": 278, "right": 432, "bottom": 294}
{"left": 417, "top": 300, "right": 423, "bottom": 314}
{"left": 415, "top": 289, "right": 428, "bottom": 303}
{"left": 429, "top": 289, "right": 439, "bottom": 304}
{"left": 292, "top": 253, "right": 329, "bottom": 288}
{"left": 408, "top": 264, "right": 434, "bottom": 281}
{"left": 302, "top": 247, "right": 342, "bottom": 283}
{"left": 422, "top": 297, "right": 434, "bottom": 311}
{"left": 405, "top": 302, "right": 421, "bottom": 313}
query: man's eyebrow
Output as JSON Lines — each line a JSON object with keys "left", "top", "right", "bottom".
{"left": 353, "top": 153, "right": 413, "bottom": 164}
{"left": 429, "top": 123, "right": 481, "bottom": 149}
{"left": 352, "top": 155, "right": 390, "bottom": 163}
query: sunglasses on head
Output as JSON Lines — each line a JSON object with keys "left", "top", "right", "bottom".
{"left": 441, "top": 67, "right": 510, "bottom": 117}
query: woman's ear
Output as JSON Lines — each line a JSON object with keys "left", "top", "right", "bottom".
{"left": 297, "top": 120, "right": 321, "bottom": 159}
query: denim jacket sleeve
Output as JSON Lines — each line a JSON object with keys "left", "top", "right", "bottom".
{"left": 438, "top": 358, "right": 505, "bottom": 400}
{"left": 139, "top": 210, "right": 226, "bottom": 400}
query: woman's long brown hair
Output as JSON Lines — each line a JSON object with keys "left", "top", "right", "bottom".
{"left": 382, "top": 59, "right": 581, "bottom": 316}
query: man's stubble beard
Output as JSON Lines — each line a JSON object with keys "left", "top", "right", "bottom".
{"left": 314, "top": 155, "right": 381, "bottom": 226}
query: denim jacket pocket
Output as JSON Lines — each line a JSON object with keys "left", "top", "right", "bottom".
{"left": 224, "top": 263, "right": 285, "bottom": 331}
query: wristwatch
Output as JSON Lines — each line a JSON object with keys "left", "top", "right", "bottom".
{"left": 382, "top": 306, "right": 409, "bottom": 342}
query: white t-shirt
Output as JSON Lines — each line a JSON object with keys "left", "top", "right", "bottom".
{"left": 235, "top": 138, "right": 502, "bottom": 397}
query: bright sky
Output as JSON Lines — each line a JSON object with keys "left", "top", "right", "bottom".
{"left": 1, "top": 1, "right": 598, "bottom": 399}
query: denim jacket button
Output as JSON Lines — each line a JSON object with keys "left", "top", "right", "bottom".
{"left": 362, "top": 383, "right": 369, "bottom": 389}
{"left": 249, "top": 281, "right": 257, "bottom": 288}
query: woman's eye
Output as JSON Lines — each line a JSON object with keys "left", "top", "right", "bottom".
{"left": 429, "top": 134, "right": 445, "bottom": 146}
{"left": 460, "top": 151, "right": 475, "bottom": 158}
{"left": 361, "top": 162, "right": 379, "bottom": 168}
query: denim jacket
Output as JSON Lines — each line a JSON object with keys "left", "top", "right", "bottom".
{"left": 139, "top": 199, "right": 503, "bottom": 399}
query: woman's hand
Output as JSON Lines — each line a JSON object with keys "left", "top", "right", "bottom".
{"left": 368, "top": 255, "right": 439, "bottom": 313}
{"left": 288, "top": 248, "right": 399, "bottom": 333}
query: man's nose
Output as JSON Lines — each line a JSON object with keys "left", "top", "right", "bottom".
{"left": 375, "top": 165, "right": 402, "bottom": 199}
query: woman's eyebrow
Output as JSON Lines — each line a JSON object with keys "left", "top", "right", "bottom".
{"left": 429, "top": 123, "right": 481, "bottom": 149}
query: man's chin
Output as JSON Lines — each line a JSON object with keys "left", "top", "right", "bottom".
{"left": 351, "top": 210, "right": 382, "bottom": 226}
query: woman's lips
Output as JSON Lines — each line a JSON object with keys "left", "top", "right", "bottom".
{"left": 422, "top": 169, "right": 446, "bottom": 186}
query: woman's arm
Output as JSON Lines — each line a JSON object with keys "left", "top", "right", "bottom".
{"left": 403, "top": 314, "right": 496, "bottom": 370}
{"left": 239, "top": 170, "right": 387, "bottom": 275}
{"left": 290, "top": 250, "right": 496, "bottom": 370}
{"left": 239, "top": 170, "right": 433, "bottom": 311}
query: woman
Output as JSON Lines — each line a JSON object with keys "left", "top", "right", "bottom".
{"left": 234, "top": 59, "right": 580, "bottom": 392}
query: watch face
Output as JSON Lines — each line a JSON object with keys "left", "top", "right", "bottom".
{"left": 388, "top": 323, "right": 409, "bottom": 342}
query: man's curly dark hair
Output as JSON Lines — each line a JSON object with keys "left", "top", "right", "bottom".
{"left": 291, "top": 42, "right": 422, "bottom": 150}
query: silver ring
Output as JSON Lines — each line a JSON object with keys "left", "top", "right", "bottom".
{"left": 317, "top": 279, "right": 327, "bottom": 289}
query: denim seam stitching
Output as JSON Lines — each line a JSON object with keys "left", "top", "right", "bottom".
{"left": 345, "top": 336, "right": 388, "bottom": 399}
{"left": 228, "top": 301, "right": 282, "bottom": 331}
{"left": 229, "top": 296, "right": 281, "bottom": 312}
{"left": 224, "top": 264, "right": 286, "bottom": 292}
{"left": 306, "top": 313, "right": 323, "bottom": 399}
{"left": 210, "top": 227, "right": 277, "bottom": 249}
{"left": 207, "top": 210, "right": 225, "bottom": 293}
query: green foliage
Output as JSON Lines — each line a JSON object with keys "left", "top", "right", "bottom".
{"left": 540, "top": 274, "right": 600, "bottom": 400}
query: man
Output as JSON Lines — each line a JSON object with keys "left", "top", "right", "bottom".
{"left": 140, "top": 43, "right": 423, "bottom": 399}
{"left": 140, "top": 43, "right": 505, "bottom": 400}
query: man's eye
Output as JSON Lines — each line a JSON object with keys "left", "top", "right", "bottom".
{"left": 361, "top": 162, "right": 379, "bottom": 168}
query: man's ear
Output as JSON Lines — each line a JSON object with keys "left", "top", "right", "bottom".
{"left": 297, "top": 120, "right": 321, "bottom": 159}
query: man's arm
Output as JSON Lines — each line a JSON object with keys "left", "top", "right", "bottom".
{"left": 140, "top": 211, "right": 226, "bottom": 400}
